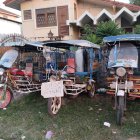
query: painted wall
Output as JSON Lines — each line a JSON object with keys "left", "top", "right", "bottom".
{"left": 21, "top": 0, "right": 74, "bottom": 40}
{"left": 77, "top": 1, "right": 115, "bottom": 18}
{"left": 0, "top": 18, "right": 21, "bottom": 34}
{"left": 19, "top": 0, "right": 138, "bottom": 40}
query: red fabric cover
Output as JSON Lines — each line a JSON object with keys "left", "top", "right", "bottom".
{"left": 9, "top": 68, "right": 32, "bottom": 77}
{"left": 67, "top": 58, "right": 75, "bottom": 73}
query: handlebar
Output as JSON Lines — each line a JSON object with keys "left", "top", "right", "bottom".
{"left": 46, "top": 64, "right": 75, "bottom": 80}
{"left": 62, "top": 65, "right": 75, "bottom": 72}
{"left": 48, "top": 63, "right": 75, "bottom": 73}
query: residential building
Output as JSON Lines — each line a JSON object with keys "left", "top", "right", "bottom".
{"left": 0, "top": 7, "right": 22, "bottom": 41}
{"left": 4, "top": 0, "right": 140, "bottom": 41}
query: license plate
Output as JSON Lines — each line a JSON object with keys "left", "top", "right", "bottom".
{"left": 41, "top": 81, "right": 64, "bottom": 98}
{"left": 110, "top": 81, "right": 133, "bottom": 89}
{"left": 117, "top": 90, "right": 125, "bottom": 96}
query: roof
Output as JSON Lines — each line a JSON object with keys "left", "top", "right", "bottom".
{"left": 14, "top": 42, "right": 43, "bottom": 52}
{"left": 4, "top": 0, "right": 24, "bottom": 10}
{"left": 4, "top": 0, "right": 140, "bottom": 11}
{"left": 103, "top": 34, "right": 140, "bottom": 43}
{"left": 0, "top": 7, "right": 19, "bottom": 17}
{"left": 43, "top": 40, "right": 100, "bottom": 49}
{"left": 101, "top": 0, "right": 140, "bottom": 11}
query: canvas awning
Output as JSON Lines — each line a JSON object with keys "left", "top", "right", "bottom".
{"left": 103, "top": 34, "right": 140, "bottom": 43}
{"left": 43, "top": 40, "right": 100, "bottom": 49}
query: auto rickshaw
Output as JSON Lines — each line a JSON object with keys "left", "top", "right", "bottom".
{"left": 41, "top": 40, "right": 100, "bottom": 115}
{"left": 103, "top": 34, "right": 140, "bottom": 125}
{"left": 0, "top": 42, "right": 44, "bottom": 108}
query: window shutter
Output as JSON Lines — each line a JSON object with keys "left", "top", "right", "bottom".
{"left": 57, "top": 6, "right": 69, "bottom": 36}
{"left": 36, "top": 7, "right": 57, "bottom": 28}
{"left": 23, "top": 10, "right": 32, "bottom": 20}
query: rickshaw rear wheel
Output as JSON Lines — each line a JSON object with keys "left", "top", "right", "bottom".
{"left": 48, "top": 97, "right": 62, "bottom": 116}
{"left": 0, "top": 88, "right": 12, "bottom": 109}
{"left": 116, "top": 96, "right": 124, "bottom": 125}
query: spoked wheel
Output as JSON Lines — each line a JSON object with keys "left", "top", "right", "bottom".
{"left": 48, "top": 97, "right": 62, "bottom": 116}
{"left": 116, "top": 96, "right": 125, "bottom": 125}
{"left": 0, "top": 88, "right": 12, "bottom": 109}
{"left": 87, "top": 84, "right": 95, "bottom": 98}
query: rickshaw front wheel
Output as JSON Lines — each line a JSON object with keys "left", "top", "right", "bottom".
{"left": 88, "top": 84, "right": 95, "bottom": 98}
{"left": 48, "top": 97, "right": 62, "bottom": 116}
{"left": 116, "top": 96, "right": 125, "bottom": 125}
{"left": 0, "top": 88, "right": 12, "bottom": 109}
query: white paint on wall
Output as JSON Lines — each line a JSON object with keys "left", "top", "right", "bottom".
{"left": 0, "top": 19, "right": 21, "bottom": 34}
{"left": 116, "top": 0, "right": 129, "bottom": 3}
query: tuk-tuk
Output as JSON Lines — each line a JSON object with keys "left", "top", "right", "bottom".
{"left": 103, "top": 34, "right": 140, "bottom": 125}
{"left": 41, "top": 40, "right": 100, "bottom": 115}
{"left": 0, "top": 42, "right": 44, "bottom": 109}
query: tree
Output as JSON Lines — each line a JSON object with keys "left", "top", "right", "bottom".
{"left": 82, "top": 24, "right": 101, "bottom": 44}
{"left": 134, "top": 25, "right": 140, "bottom": 34}
{"left": 95, "top": 21, "right": 124, "bottom": 41}
{"left": 82, "top": 21, "right": 124, "bottom": 44}
{"left": 130, "top": 0, "right": 140, "bottom": 6}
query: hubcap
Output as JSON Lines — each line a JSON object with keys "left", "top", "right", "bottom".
{"left": 51, "top": 97, "right": 61, "bottom": 114}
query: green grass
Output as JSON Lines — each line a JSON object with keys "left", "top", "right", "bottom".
{"left": 0, "top": 93, "right": 140, "bottom": 140}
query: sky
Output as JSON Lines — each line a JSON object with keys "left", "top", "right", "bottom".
{"left": 0, "top": 0, "right": 129, "bottom": 15}
{"left": 117, "top": 0, "right": 129, "bottom": 3}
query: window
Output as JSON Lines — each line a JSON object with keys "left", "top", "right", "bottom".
{"left": 36, "top": 7, "right": 57, "bottom": 27}
{"left": 36, "top": 14, "right": 46, "bottom": 27}
{"left": 124, "top": 27, "right": 133, "bottom": 33}
{"left": 47, "top": 13, "right": 56, "bottom": 26}
{"left": 23, "top": 10, "right": 32, "bottom": 20}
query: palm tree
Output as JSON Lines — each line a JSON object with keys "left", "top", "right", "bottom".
{"left": 96, "top": 21, "right": 124, "bottom": 40}
{"left": 82, "top": 24, "right": 101, "bottom": 44}
{"left": 82, "top": 21, "right": 124, "bottom": 44}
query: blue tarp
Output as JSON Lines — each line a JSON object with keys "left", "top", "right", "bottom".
{"left": 103, "top": 34, "right": 140, "bottom": 43}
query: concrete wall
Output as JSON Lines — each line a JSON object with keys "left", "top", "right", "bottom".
{"left": 21, "top": 0, "right": 75, "bottom": 40}
{"left": 77, "top": 0, "right": 115, "bottom": 18}
{"left": 19, "top": 0, "right": 137, "bottom": 40}
{"left": 0, "top": 18, "right": 21, "bottom": 35}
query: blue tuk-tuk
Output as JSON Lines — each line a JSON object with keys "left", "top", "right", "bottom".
{"left": 41, "top": 40, "right": 100, "bottom": 115}
{"left": 103, "top": 34, "right": 140, "bottom": 125}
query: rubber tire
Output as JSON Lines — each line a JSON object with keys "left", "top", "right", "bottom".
{"left": 48, "top": 97, "right": 61, "bottom": 116}
{"left": 0, "top": 88, "right": 12, "bottom": 109}
{"left": 88, "top": 84, "right": 95, "bottom": 98}
{"left": 116, "top": 96, "right": 124, "bottom": 125}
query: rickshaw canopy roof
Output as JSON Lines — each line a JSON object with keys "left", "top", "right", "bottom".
{"left": 103, "top": 34, "right": 140, "bottom": 43}
{"left": 13, "top": 42, "right": 43, "bottom": 52}
{"left": 43, "top": 40, "right": 100, "bottom": 49}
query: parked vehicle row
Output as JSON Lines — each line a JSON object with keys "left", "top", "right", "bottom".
{"left": 1, "top": 34, "right": 140, "bottom": 125}
{"left": 0, "top": 40, "right": 100, "bottom": 116}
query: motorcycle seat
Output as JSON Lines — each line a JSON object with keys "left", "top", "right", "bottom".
{"left": 9, "top": 68, "right": 32, "bottom": 77}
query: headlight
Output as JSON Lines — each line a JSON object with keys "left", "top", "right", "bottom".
{"left": 116, "top": 67, "right": 126, "bottom": 77}
{"left": 0, "top": 68, "right": 5, "bottom": 75}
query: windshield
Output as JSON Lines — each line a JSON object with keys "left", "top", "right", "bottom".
{"left": 108, "top": 43, "right": 138, "bottom": 68}
{"left": 0, "top": 49, "right": 18, "bottom": 68}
